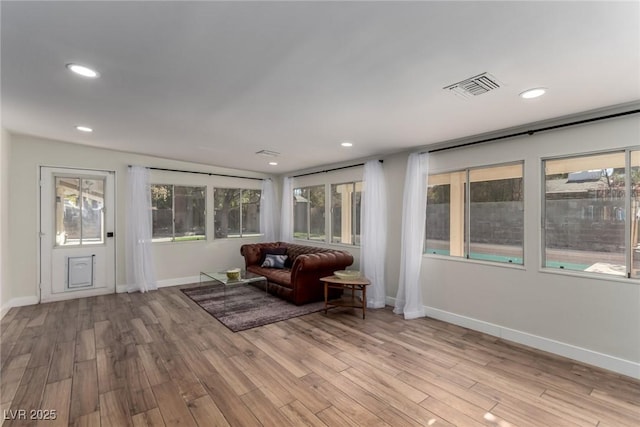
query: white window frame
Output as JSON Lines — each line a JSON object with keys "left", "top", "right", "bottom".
{"left": 425, "top": 161, "right": 524, "bottom": 265}
{"left": 293, "top": 184, "right": 326, "bottom": 242}
{"left": 541, "top": 148, "right": 639, "bottom": 279}
{"left": 213, "top": 187, "right": 261, "bottom": 239}
{"left": 150, "top": 184, "right": 207, "bottom": 243}
{"left": 330, "top": 181, "right": 363, "bottom": 246}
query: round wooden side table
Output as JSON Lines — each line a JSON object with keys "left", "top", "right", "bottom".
{"left": 320, "top": 275, "right": 371, "bottom": 319}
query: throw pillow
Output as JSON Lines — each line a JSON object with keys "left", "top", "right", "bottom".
{"left": 260, "top": 247, "right": 287, "bottom": 265}
{"left": 261, "top": 254, "right": 288, "bottom": 269}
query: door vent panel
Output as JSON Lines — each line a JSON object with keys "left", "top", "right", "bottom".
{"left": 67, "top": 255, "right": 95, "bottom": 289}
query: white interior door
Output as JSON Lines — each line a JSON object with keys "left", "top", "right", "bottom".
{"left": 40, "top": 167, "right": 115, "bottom": 302}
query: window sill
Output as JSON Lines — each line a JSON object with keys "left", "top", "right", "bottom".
{"left": 539, "top": 267, "right": 640, "bottom": 285}
{"left": 422, "top": 253, "right": 526, "bottom": 271}
{"left": 152, "top": 238, "right": 207, "bottom": 245}
{"left": 214, "top": 234, "right": 263, "bottom": 240}
{"left": 292, "top": 238, "right": 360, "bottom": 250}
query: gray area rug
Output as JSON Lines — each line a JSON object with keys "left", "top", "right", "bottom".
{"left": 180, "top": 282, "right": 326, "bottom": 332}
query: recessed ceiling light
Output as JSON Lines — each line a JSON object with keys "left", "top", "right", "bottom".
{"left": 75, "top": 125, "right": 93, "bottom": 133}
{"left": 519, "top": 88, "right": 546, "bottom": 99}
{"left": 341, "top": 141, "right": 353, "bottom": 147}
{"left": 66, "top": 63, "right": 100, "bottom": 78}
{"left": 268, "top": 162, "right": 278, "bottom": 166}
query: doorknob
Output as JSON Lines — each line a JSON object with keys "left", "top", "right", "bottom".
{"left": 107, "top": 232, "right": 114, "bottom": 238}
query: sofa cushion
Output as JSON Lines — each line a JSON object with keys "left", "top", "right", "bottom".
{"left": 247, "top": 266, "right": 292, "bottom": 288}
{"left": 260, "top": 247, "right": 287, "bottom": 264}
{"left": 261, "top": 254, "right": 287, "bottom": 269}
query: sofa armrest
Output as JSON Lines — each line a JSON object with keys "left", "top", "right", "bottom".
{"left": 290, "top": 251, "right": 354, "bottom": 305}
{"left": 292, "top": 251, "right": 354, "bottom": 273}
{"left": 240, "top": 242, "right": 286, "bottom": 268}
{"left": 291, "top": 251, "right": 354, "bottom": 284}
{"left": 240, "top": 244, "right": 262, "bottom": 267}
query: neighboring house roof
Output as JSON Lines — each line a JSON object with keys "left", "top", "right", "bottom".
{"left": 567, "top": 170, "right": 604, "bottom": 183}
{"left": 546, "top": 176, "right": 613, "bottom": 196}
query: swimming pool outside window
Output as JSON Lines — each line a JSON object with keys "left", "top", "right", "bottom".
{"left": 543, "top": 150, "right": 638, "bottom": 278}
{"left": 426, "top": 162, "right": 524, "bottom": 265}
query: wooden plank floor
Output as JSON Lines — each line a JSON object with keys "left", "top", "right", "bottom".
{"left": 1, "top": 285, "right": 639, "bottom": 426}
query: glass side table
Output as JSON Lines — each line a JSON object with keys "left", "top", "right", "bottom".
{"left": 199, "top": 270, "right": 268, "bottom": 312}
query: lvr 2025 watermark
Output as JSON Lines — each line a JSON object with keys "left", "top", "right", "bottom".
{"left": 3, "top": 409, "right": 57, "bottom": 421}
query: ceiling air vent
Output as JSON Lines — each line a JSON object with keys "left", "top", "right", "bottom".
{"left": 444, "top": 73, "right": 501, "bottom": 98}
{"left": 255, "top": 149, "right": 280, "bottom": 157}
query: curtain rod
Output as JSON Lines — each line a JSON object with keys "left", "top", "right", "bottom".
{"left": 291, "top": 159, "right": 383, "bottom": 178}
{"left": 427, "top": 109, "right": 640, "bottom": 154}
{"left": 129, "top": 166, "right": 264, "bottom": 181}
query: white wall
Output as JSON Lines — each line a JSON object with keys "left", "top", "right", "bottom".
{"left": 7, "top": 133, "right": 272, "bottom": 303}
{"left": 383, "top": 114, "right": 640, "bottom": 378}
{"left": 380, "top": 151, "right": 409, "bottom": 307}
{"left": 0, "top": 129, "right": 12, "bottom": 316}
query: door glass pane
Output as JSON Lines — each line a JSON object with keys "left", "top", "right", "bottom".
{"left": 544, "top": 152, "right": 626, "bottom": 276}
{"left": 56, "top": 177, "right": 80, "bottom": 246}
{"left": 151, "top": 185, "right": 174, "bottom": 241}
{"left": 469, "top": 164, "right": 524, "bottom": 264}
{"left": 631, "top": 151, "right": 640, "bottom": 278}
{"left": 81, "top": 178, "right": 104, "bottom": 245}
{"left": 242, "top": 189, "right": 261, "bottom": 236}
{"left": 55, "top": 177, "right": 105, "bottom": 246}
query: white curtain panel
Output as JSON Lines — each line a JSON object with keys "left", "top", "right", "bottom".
{"left": 360, "top": 160, "right": 387, "bottom": 309}
{"left": 260, "top": 178, "right": 278, "bottom": 241}
{"left": 394, "top": 152, "right": 429, "bottom": 319}
{"left": 280, "top": 176, "right": 293, "bottom": 242}
{"left": 126, "top": 166, "right": 157, "bottom": 293}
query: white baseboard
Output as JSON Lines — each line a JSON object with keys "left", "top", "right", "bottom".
{"left": 158, "top": 276, "right": 200, "bottom": 288}
{"left": 41, "top": 287, "right": 118, "bottom": 303}
{"left": 1, "top": 296, "right": 40, "bottom": 319}
{"left": 2, "top": 276, "right": 201, "bottom": 316}
{"left": 385, "top": 297, "right": 639, "bottom": 380}
{"left": 117, "top": 276, "right": 200, "bottom": 293}
{"left": 0, "top": 303, "right": 11, "bottom": 319}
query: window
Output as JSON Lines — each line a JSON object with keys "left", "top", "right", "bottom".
{"left": 331, "top": 182, "right": 362, "bottom": 245}
{"left": 469, "top": 164, "right": 524, "bottom": 263}
{"left": 426, "top": 162, "right": 524, "bottom": 265}
{"left": 151, "top": 185, "right": 206, "bottom": 242}
{"left": 426, "top": 171, "right": 466, "bottom": 257}
{"left": 631, "top": 151, "right": 640, "bottom": 278}
{"left": 293, "top": 185, "right": 325, "bottom": 241}
{"left": 543, "top": 151, "right": 639, "bottom": 277}
{"left": 55, "top": 176, "right": 105, "bottom": 246}
{"left": 214, "top": 188, "right": 261, "bottom": 238}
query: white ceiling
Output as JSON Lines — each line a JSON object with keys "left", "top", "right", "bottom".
{"left": 2, "top": 1, "right": 639, "bottom": 174}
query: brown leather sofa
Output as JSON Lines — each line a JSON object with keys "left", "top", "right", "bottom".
{"left": 240, "top": 242, "right": 354, "bottom": 305}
